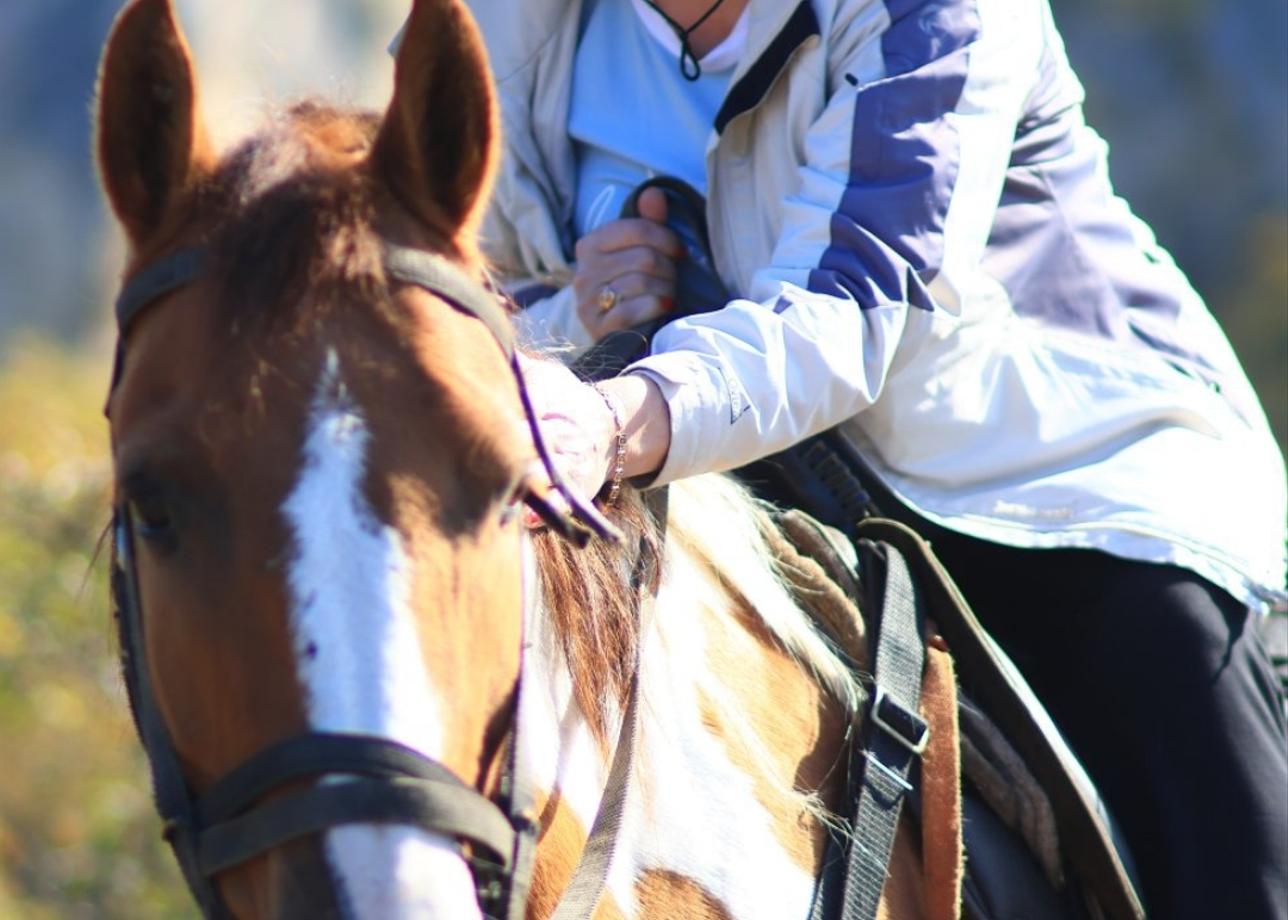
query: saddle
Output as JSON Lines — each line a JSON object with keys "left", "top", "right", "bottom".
{"left": 562, "top": 177, "right": 1146, "bottom": 920}
{"left": 770, "top": 510, "right": 1145, "bottom": 920}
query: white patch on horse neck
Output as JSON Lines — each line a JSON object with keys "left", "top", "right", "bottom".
{"left": 520, "top": 484, "right": 819, "bottom": 919}
{"left": 281, "top": 350, "right": 482, "bottom": 920}
{"left": 612, "top": 540, "right": 818, "bottom": 918}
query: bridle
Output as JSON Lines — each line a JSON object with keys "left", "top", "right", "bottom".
{"left": 107, "top": 240, "right": 623, "bottom": 919}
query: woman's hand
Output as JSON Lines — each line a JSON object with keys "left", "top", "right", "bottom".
{"left": 517, "top": 355, "right": 620, "bottom": 508}
{"left": 573, "top": 187, "right": 682, "bottom": 341}
{"left": 516, "top": 354, "right": 674, "bottom": 527}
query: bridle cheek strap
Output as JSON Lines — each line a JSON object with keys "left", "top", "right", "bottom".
{"left": 382, "top": 244, "right": 621, "bottom": 547}
{"left": 113, "top": 514, "right": 226, "bottom": 917}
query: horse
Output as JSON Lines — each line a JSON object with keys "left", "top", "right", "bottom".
{"left": 97, "top": 0, "right": 967, "bottom": 916}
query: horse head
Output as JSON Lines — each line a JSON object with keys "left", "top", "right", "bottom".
{"left": 98, "top": 1, "right": 546, "bottom": 915}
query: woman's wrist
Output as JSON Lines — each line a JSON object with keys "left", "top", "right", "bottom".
{"left": 593, "top": 373, "right": 672, "bottom": 480}
{"left": 589, "top": 383, "right": 628, "bottom": 505}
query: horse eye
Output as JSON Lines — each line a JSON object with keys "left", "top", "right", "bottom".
{"left": 127, "top": 487, "right": 178, "bottom": 552}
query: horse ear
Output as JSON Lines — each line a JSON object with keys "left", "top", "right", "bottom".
{"left": 95, "top": 0, "right": 213, "bottom": 248}
{"left": 371, "top": 0, "right": 499, "bottom": 238}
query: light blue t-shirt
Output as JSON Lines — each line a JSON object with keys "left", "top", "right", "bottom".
{"left": 568, "top": 0, "right": 736, "bottom": 238}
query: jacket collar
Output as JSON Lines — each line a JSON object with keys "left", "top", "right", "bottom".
{"left": 718, "top": 0, "right": 821, "bottom": 133}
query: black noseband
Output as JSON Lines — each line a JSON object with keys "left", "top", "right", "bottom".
{"left": 192, "top": 733, "right": 520, "bottom": 878}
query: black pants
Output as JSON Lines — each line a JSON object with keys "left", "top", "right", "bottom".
{"left": 875, "top": 499, "right": 1288, "bottom": 919}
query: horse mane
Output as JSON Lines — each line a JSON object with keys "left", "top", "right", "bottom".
{"left": 531, "top": 475, "right": 864, "bottom": 746}
{"left": 530, "top": 488, "right": 660, "bottom": 743}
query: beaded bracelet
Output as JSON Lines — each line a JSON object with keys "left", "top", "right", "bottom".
{"left": 592, "top": 383, "right": 628, "bottom": 506}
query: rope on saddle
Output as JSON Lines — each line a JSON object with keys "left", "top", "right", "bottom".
{"left": 958, "top": 703, "right": 1064, "bottom": 890}
{"left": 762, "top": 509, "right": 868, "bottom": 672}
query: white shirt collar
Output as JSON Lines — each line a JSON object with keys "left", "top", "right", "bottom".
{"left": 629, "top": 0, "right": 750, "bottom": 74}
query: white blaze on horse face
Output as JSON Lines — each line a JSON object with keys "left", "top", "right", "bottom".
{"left": 281, "top": 352, "right": 483, "bottom": 920}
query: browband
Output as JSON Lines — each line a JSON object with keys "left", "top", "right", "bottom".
{"left": 115, "top": 246, "right": 205, "bottom": 334}
{"left": 109, "top": 242, "right": 621, "bottom": 546}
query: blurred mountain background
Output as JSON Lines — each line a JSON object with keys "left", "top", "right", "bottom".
{"left": 0, "top": 0, "right": 1284, "bottom": 442}
{"left": 0, "top": 0, "right": 407, "bottom": 349}
{"left": 0, "top": 0, "right": 1284, "bottom": 916}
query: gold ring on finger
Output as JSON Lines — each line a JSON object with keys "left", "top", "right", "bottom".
{"left": 597, "top": 284, "right": 619, "bottom": 313}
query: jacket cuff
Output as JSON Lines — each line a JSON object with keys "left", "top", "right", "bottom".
{"left": 626, "top": 350, "right": 736, "bottom": 487}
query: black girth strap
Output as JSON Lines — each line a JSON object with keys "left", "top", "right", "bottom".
{"left": 841, "top": 541, "right": 928, "bottom": 918}
{"left": 810, "top": 537, "right": 929, "bottom": 920}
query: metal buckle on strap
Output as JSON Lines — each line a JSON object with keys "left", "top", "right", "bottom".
{"left": 870, "top": 686, "right": 929, "bottom": 755}
{"left": 860, "top": 750, "right": 914, "bottom": 793}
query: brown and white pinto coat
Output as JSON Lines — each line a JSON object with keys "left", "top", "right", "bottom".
{"left": 97, "top": 1, "right": 960, "bottom": 917}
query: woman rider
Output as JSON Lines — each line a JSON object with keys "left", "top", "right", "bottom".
{"left": 447, "top": 0, "right": 1288, "bottom": 915}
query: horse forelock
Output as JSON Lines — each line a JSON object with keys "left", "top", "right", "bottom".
{"left": 204, "top": 105, "right": 381, "bottom": 323}
{"left": 168, "top": 100, "right": 522, "bottom": 506}
{"left": 185, "top": 100, "right": 484, "bottom": 346}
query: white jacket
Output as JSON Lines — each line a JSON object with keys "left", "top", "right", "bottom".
{"left": 468, "top": 0, "right": 1287, "bottom": 612}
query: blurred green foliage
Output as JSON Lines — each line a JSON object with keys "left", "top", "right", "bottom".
{"left": 0, "top": 338, "right": 188, "bottom": 918}
{"left": 1222, "top": 215, "right": 1288, "bottom": 460}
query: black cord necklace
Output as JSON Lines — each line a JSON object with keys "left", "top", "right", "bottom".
{"left": 642, "top": 0, "right": 729, "bottom": 81}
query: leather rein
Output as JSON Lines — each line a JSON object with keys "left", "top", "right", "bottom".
{"left": 106, "top": 241, "right": 624, "bottom": 919}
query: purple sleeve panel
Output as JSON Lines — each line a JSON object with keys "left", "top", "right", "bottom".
{"left": 807, "top": 0, "right": 981, "bottom": 312}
